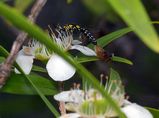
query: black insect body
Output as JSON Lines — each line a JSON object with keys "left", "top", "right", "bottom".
{"left": 79, "top": 27, "right": 97, "bottom": 45}
{"left": 57, "top": 24, "right": 111, "bottom": 61}
{"left": 58, "top": 24, "right": 97, "bottom": 46}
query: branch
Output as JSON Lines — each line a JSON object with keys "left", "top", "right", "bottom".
{"left": 0, "top": 0, "right": 47, "bottom": 86}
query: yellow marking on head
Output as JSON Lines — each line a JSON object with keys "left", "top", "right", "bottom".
{"left": 76, "top": 25, "right": 80, "bottom": 29}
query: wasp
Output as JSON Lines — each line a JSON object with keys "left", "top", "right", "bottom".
{"left": 57, "top": 24, "right": 97, "bottom": 45}
{"left": 57, "top": 24, "right": 111, "bottom": 61}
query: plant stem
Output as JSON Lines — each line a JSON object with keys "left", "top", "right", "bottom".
{"left": 0, "top": 0, "right": 47, "bottom": 86}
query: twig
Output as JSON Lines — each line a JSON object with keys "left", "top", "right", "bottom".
{"left": 58, "top": 82, "right": 66, "bottom": 115}
{"left": 0, "top": 0, "right": 47, "bottom": 86}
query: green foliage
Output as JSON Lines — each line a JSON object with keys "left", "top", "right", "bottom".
{"left": 24, "top": 73, "right": 60, "bottom": 117}
{"left": 97, "top": 28, "right": 132, "bottom": 48}
{"left": 32, "top": 65, "right": 47, "bottom": 73}
{"left": 147, "top": 107, "right": 159, "bottom": 118}
{"left": 76, "top": 55, "right": 133, "bottom": 65}
{"left": 111, "top": 56, "right": 133, "bottom": 65}
{"left": 14, "top": 0, "right": 34, "bottom": 13}
{"left": 66, "top": 0, "right": 73, "bottom": 4}
{"left": 1, "top": 0, "right": 158, "bottom": 117}
{"left": 0, "top": 45, "right": 60, "bottom": 117}
{"left": 0, "top": 45, "right": 9, "bottom": 57}
{"left": 82, "top": 0, "right": 119, "bottom": 22}
{"left": 0, "top": 2, "right": 126, "bottom": 118}
{"left": 109, "top": 68, "right": 124, "bottom": 94}
{"left": 0, "top": 56, "right": 5, "bottom": 63}
{"left": 1, "top": 73, "right": 58, "bottom": 95}
{"left": 107, "top": 0, "right": 159, "bottom": 53}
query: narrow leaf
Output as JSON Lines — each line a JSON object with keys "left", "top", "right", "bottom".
{"left": 14, "top": 0, "right": 34, "bottom": 13}
{"left": 0, "top": 3, "right": 125, "bottom": 118}
{"left": 107, "top": 0, "right": 159, "bottom": 52}
{"left": 0, "top": 45, "right": 9, "bottom": 57}
{"left": 0, "top": 46, "right": 60, "bottom": 117}
{"left": 109, "top": 68, "right": 125, "bottom": 96}
{"left": 75, "top": 56, "right": 98, "bottom": 63}
{"left": 146, "top": 107, "right": 159, "bottom": 118}
{"left": 111, "top": 56, "right": 133, "bottom": 65}
{"left": 1, "top": 73, "right": 58, "bottom": 95}
{"left": 0, "top": 56, "right": 5, "bottom": 63}
{"left": 82, "top": 0, "right": 118, "bottom": 22}
{"left": 89, "top": 27, "right": 132, "bottom": 48}
{"left": 24, "top": 74, "right": 60, "bottom": 117}
{"left": 98, "top": 27, "right": 131, "bottom": 48}
{"left": 32, "top": 65, "right": 47, "bottom": 73}
{"left": 76, "top": 55, "right": 133, "bottom": 65}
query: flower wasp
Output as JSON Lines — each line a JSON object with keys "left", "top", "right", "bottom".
{"left": 57, "top": 24, "right": 112, "bottom": 61}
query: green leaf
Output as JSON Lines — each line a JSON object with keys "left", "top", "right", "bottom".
{"left": 111, "top": 56, "right": 133, "bottom": 65}
{"left": 66, "top": 0, "right": 73, "bottom": 4}
{"left": 32, "top": 65, "right": 47, "bottom": 73}
{"left": 89, "top": 27, "right": 132, "bottom": 48}
{"left": 147, "top": 107, "right": 159, "bottom": 118}
{"left": 75, "top": 56, "right": 98, "bottom": 63}
{"left": 109, "top": 68, "right": 125, "bottom": 95}
{"left": 99, "top": 28, "right": 132, "bottom": 47}
{"left": 0, "top": 96, "right": 43, "bottom": 114}
{"left": 23, "top": 74, "right": 60, "bottom": 117}
{"left": 110, "top": 68, "right": 120, "bottom": 80}
{"left": 0, "top": 46, "right": 60, "bottom": 117}
{"left": 1, "top": 73, "right": 58, "bottom": 95}
{"left": 107, "top": 0, "right": 159, "bottom": 53}
{"left": 14, "top": 0, "right": 34, "bottom": 13}
{"left": 76, "top": 55, "right": 133, "bottom": 65}
{"left": 0, "top": 56, "right": 5, "bottom": 63}
{"left": 82, "top": 0, "right": 118, "bottom": 22}
{"left": 0, "top": 45, "right": 9, "bottom": 57}
{"left": 0, "top": 3, "right": 126, "bottom": 118}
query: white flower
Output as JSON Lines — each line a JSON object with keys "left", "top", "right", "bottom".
{"left": 54, "top": 75, "right": 153, "bottom": 118}
{"left": 15, "top": 27, "right": 96, "bottom": 82}
{"left": 59, "top": 113, "right": 81, "bottom": 118}
{"left": 50, "top": 27, "right": 96, "bottom": 56}
{"left": 46, "top": 28, "right": 96, "bottom": 81}
{"left": 55, "top": 91, "right": 153, "bottom": 118}
{"left": 122, "top": 100, "right": 153, "bottom": 118}
{"left": 28, "top": 40, "right": 52, "bottom": 60}
{"left": 15, "top": 40, "right": 52, "bottom": 74}
{"left": 54, "top": 90, "right": 84, "bottom": 103}
{"left": 15, "top": 48, "right": 34, "bottom": 74}
{"left": 46, "top": 54, "right": 75, "bottom": 81}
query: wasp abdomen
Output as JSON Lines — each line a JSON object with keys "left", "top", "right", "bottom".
{"left": 61, "top": 24, "right": 97, "bottom": 45}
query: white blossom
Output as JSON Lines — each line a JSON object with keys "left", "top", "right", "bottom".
{"left": 15, "top": 48, "right": 34, "bottom": 74}
{"left": 46, "top": 54, "right": 75, "bottom": 81}
{"left": 54, "top": 75, "right": 153, "bottom": 118}
{"left": 59, "top": 113, "right": 81, "bottom": 118}
{"left": 46, "top": 28, "right": 96, "bottom": 81}
{"left": 122, "top": 100, "right": 153, "bottom": 118}
{"left": 15, "top": 27, "right": 96, "bottom": 82}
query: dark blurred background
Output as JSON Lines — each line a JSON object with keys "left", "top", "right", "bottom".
{"left": 0, "top": 0, "right": 159, "bottom": 117}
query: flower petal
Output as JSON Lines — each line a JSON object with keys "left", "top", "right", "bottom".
{"left": 72, "top": 40, "right": 82, "bottom": 45}
{"left": 54, "top": 90, "right": 84, "bottom": 103}
{"left": 70, "top": 45, "right": 96, "bottom": 56}
{"left": 15, "top": 50, "right": 34, "bottom": 74}
{"left": 59, "top": 113, "right": 81, "bottom": 118}
{"left": 122, "top": 101, "right": 153, "bottom": 118}
{"left": 46, "top": 54, "right": 76, "bottom": 81}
